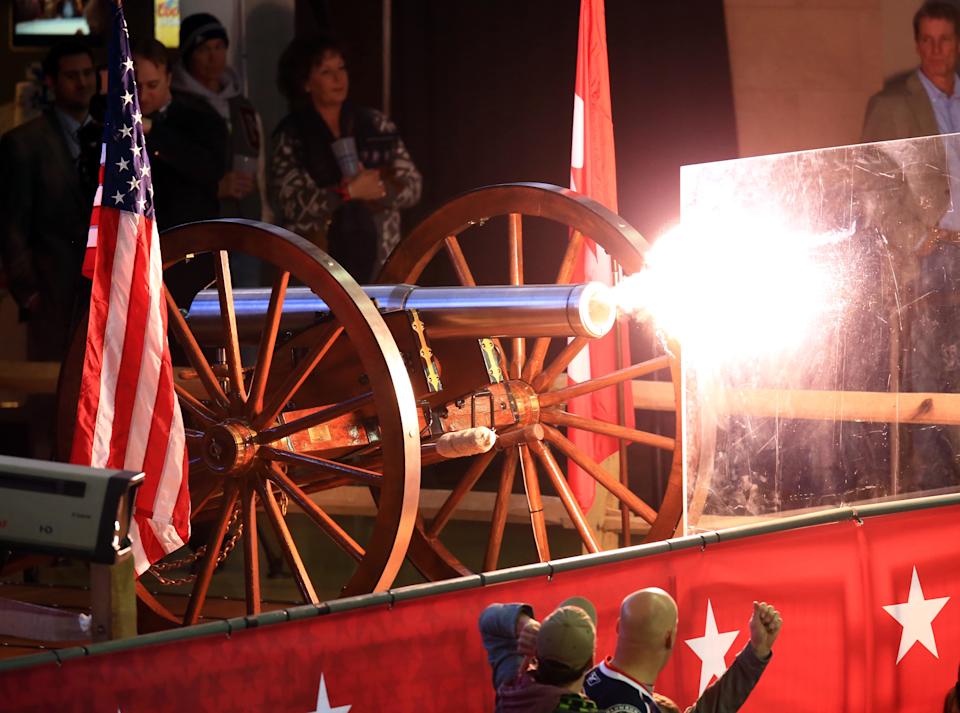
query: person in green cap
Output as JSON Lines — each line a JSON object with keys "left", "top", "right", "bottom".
{"left": 480, "top": 596, "right": 601, "bottom": 712}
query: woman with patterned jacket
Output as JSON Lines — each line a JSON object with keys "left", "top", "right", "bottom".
{"left": 270, "top": 36, "right": 422, "bottom": 280}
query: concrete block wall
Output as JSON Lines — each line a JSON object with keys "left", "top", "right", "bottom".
{"left": 725, "top": 0, "right": 921, "bottom": 156}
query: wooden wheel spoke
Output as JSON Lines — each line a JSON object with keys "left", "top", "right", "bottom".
{"left": 509, "top": 213, "right": 525, "bottom": 378}
{"left": 426, "top": 449, "right": 497, "bottom": 538}
{"left": 555, "top": 230, "right": 584, "bottom": 285}
{"left": 529, "top": 440, "right": 599, "bottom": 553}
{"left": 542, "top": 424, "right": 658, "bottom": 524}
{"left": 484, "top": 448, "right": 518, "bottom": 572}
{"left": 259, "top": 446, "right": 383, "bottom": 487}
{"left": 522, "top": 231, "right": 584, "bottom": 382}
{"left": 255, "top": 478, "right": 319, "bottom": 604}
{"left": 164, "top": 287, "right": 229, "bottom": 408}
{"left": 519, "top": 445, "right": 550, "bottom": 561}
{"left": 521, "top": 336, "right": 552, "bottom": 383}
{"left": 240, "top": 481, "right": 261, "bottom": 615}
{"left": 266, "top": 464, "right": 365, "bottom": 562}
{"left": 246, "top": 270, "right": 290, "bottom": 418}
{"left": 444, "top": 236, "right": 477, "bottom": 286}
{"left": 213, "top": 251, "right": 247, "bottom": 402}
{"left": 538, "top": 354, "right": 671, "bottom": 408}
{"left": 253, "top": 324, "right": 345, "bottom": 430}
{"left": 532, "top": 336, "right": 589, "bottom": 392}
{"left": 184, "top": 480, "right": 239, "bottom": 626}
{"left": 541, "top": 410, "right": 675, "bottom": 451}
{"left": 257, "top": 390, "right": 374, "bottom": 443}
{"left": 297, "top": 475, "right": 355, "bottom": 493}
{"left": 175, "top": 384, "right": 217, "bottom": 427}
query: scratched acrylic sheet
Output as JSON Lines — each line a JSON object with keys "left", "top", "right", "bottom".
{"left": 677, "top": 132, "right": 960, "bottom": 533}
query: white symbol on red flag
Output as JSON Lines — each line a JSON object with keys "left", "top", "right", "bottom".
{"left": 307, "top": 673, "right": 351, "bottom": 713}
{"left": 882, "top": 566, "right": 950, "bottom": 664}
{"left": 684, "top": 599, "right": 740, "bottom": 695}
{"left": 567, "top": 0, "right": 631, "bottom": 512}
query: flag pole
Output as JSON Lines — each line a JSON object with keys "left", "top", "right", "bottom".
{"left": 611, "top": 260, "right": 632, "bottom": 547}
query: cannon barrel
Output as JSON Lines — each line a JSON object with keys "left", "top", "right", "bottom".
{"left": 186, "top": 282, "right": 617, "bottom": 343}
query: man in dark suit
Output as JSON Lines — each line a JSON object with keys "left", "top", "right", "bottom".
{"left": 133, "top": 38, "right": 226, "bottom": 234}
{"left": 0, "top": 39, "right": 100, "bottom": 460}
{"left": 132, "top": 38, "right": 227, "bottom": 308}
{"left": 0, "top": 39, "right": 99, "bottom": 362}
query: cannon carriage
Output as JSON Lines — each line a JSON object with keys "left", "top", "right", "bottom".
{"left": 42, "top": 135, "right": 960, "bottom": 632}
{"left": 54, "top": 182, "right": 684, "bottom": 627}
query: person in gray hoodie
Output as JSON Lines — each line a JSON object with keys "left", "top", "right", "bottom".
{"left": 171, "top": 12, "right": 269, "bottom": 286}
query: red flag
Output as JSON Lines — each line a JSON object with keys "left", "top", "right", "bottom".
{"left": 71, "top": 3, "right": 190, "bottom": 574}
{"left": 4, "top": 503, "right": 960, "bottom": 711}
{"left": 568, "top": 0, "right": 631, "bottom": 510}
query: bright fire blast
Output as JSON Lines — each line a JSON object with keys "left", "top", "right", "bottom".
{"left": 614, "top": 216, "right": 850, "bottom": 363}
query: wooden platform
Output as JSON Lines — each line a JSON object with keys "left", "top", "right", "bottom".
{"left": 308, "top": 486, "right": 652, "bottom": 535}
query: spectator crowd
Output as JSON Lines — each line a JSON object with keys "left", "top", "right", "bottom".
{"left": 0, "top": 10, "right": 422, "bottom": 460}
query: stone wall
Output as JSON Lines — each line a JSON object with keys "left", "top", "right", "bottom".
{"left": 725, "top": 0, "right": 922, "bottom": 156}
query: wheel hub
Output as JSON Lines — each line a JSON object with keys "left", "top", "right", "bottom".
{"left": 202, "top": 419, "right": 258, "bottom": 474}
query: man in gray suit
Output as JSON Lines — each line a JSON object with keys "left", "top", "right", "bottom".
{"left": 862, "top": 3, "right": 959, "bottom": 144}
{"left": 861, "top": 1, "right": 960, "bottom": 492}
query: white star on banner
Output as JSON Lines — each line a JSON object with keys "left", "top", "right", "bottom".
{"left": 307, "top": 674, "right": 351, "bottom": 713}
{"left": 119, "top": 124, "right": 133, "bottom": 139}
{"left": 882, "top": 566, "right": 950, "bottom": 664}
{"left": 127, "top": 176, "right": 141, "bottom": 191}
{"left": 132, "top": 110, "right": 142, "bottom": 125}
{"left": 112, "top": 190, "right": 125, "bottom": 205}
{"left": 122, "top": 57, "right": 134, "bottom": 73}
{"left": 121, "top": 90, "right": 133, "bottom": 106}
{"left": 140, "top": 163, "right": 151, "bottom": 177}
{"left": 116, "top": 157, "right": 129, "bottom": 172}
{"left": 684, "top": 599, "right": 740, "bottom": 696}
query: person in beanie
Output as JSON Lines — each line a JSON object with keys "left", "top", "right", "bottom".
{"left": 172, "top": 12, "right": 269, "bottom": 285}
{"left": 479, "top": 597, "right": 601, "bottom": 712}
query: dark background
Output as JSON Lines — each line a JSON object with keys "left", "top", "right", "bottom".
{"left": 0, "top": 1, "right": 737, "bottom": 239}
{"left": 299, "top": 0, "right": 738, "bottom": 240}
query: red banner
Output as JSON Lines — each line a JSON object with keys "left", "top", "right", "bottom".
{"left": 2, "top": 502, "right": 959, "bottom": 712}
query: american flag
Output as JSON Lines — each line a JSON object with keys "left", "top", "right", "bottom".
{"left": 71, "top": 3, "right": 190, "bottom": 574}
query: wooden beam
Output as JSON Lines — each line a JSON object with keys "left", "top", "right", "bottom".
{"left": 630, "top": 379, "right": 676, "bottom": 412}
{"left": 0, "top": 361, "right": 60, "bottom": 395}
{"left": 305, "top": 486, "right": 571, "bottom": 527}
{"left": 302, "top": 485, "right": 651, "bottom": 535}
{"left": 632, "top": 380, "right": 960, "bottom": 425}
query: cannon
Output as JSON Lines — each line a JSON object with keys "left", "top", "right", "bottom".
{"left": 56, "top": 183, "right": 682, "bottom": 627}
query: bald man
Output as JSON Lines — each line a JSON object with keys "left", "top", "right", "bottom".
{"left": 583, "top": 589, "right": 781, "bottom": 713}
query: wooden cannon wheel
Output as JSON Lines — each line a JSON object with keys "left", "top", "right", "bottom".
{"left": 379, "top": 182, "right": 684, "bottom": 577}
{"left": 58, "top": 220, "right": 421, "bottom": 625}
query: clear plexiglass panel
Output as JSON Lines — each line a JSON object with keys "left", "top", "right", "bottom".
{"left": 679, "top": 133, "right": 960, "bottom": 534}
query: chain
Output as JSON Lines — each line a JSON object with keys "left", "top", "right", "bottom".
{"left": 148, "top": 500, "right": 242, "bottom": 586}
{"left": 148, "top": 483, "right": 290, "bottom": 587}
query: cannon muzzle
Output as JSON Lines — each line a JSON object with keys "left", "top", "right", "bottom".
{"left": 185, "top": 282, "right": 617, "bottom": 343}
